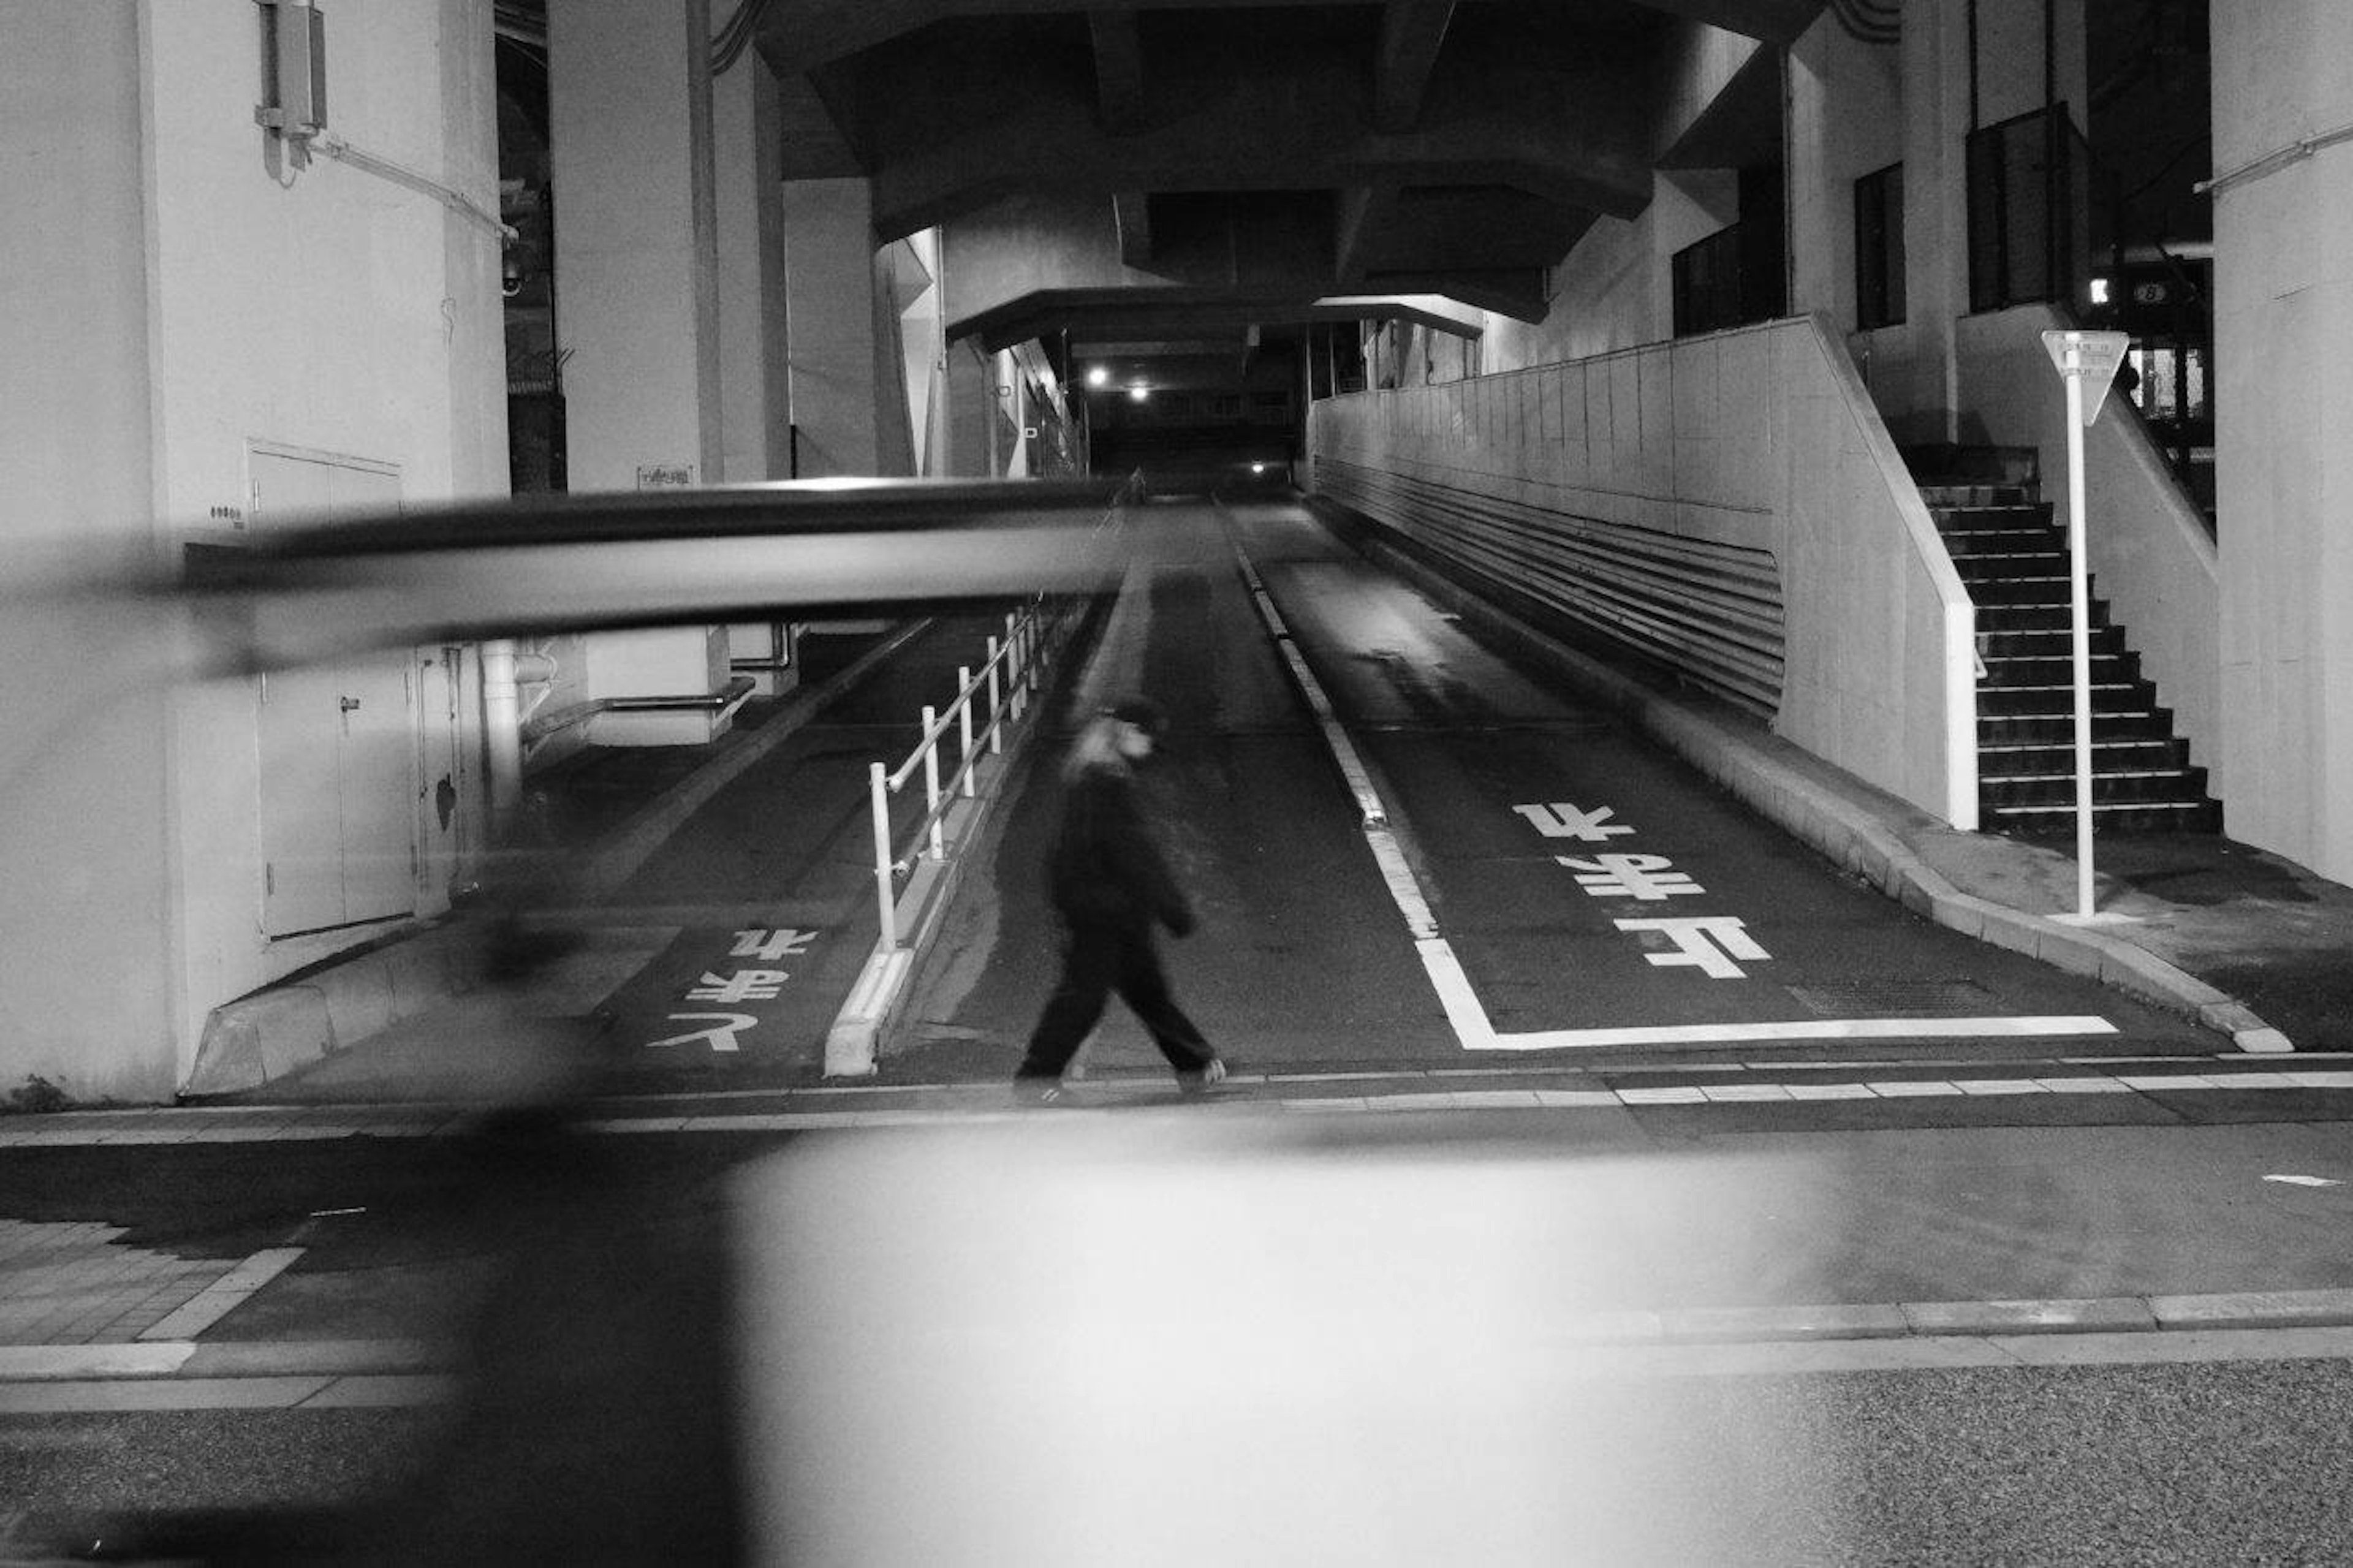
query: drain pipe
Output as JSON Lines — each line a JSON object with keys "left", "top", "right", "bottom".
{"left": 482, "top": 641, "right": 558, "bottom": 838}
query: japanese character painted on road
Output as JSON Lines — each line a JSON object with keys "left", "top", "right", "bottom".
{"left": 1612, "top": 916, "right": 1769, "bottom": 979}
{"left": 1557, "top": 854, "right": 1705, "bottom": 901}
{"left": 732, "top": 927, "right": 818, "bottom": 962}
{"left": 645, "top": 1012, "right": 759, "bottom": 1052}
{"left": 684, "top": 969, "right": 789, "bottom": 1003}
{"left": 1514, "top": 803, "right": 1635, "bottom": 843}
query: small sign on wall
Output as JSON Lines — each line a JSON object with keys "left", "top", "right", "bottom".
{"left": 636, "top": 463, "right": 694, "bottom": 488}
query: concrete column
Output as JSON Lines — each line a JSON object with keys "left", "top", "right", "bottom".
{"left": 1895, "top": 0, "right": 1974, "bottom": 441}
{"left": 782, "top": 178, "right": 887, "bottom": 477}
{"left": 2212, "top": 0, "right": 2353, "bottom": 879}
{"left": 714, "top": 52, "right": 789, "bottom": 482}
{"left": 945, "top": 338, "right": 994, "bottom": 477}
{"left": 440, "top": 0, "right": 509, "bottom": 502}
{"left": 549, "top": 0, "right": 729, "bottom": 735}
{"left": 0, "top": 2, "right": 175, "bottom": 1101}
{"left": 549, "top": 0, "right": 722, "bottom": 490}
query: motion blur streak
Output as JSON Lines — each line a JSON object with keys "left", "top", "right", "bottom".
{"left": 735, "top": 1123, "right": 1827, "bottom": 1566}
{"left": 167, "top": 478, "right": 1178, "bottom": 673}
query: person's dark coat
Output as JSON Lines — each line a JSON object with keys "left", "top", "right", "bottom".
{"left": 1046, "top": 757, "right": 1194, "bottom": 936}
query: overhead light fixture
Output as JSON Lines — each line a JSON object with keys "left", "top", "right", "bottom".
{"left": 2090, "top": 277, "right": 2111, "bottom": 306}
{"left": 1086, "top": 366, "right": 1110, "bottom": 388}
{"left": 1250, "top": 463, "right": 1267, "bottom": 475}
{"left": 1127, "top": 385, "right": 1150, "bottom": 402}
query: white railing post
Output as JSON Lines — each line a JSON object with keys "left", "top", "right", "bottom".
{"left": 1006, "top": 612, "right": 1026, "bottom": 719}
{"left": 957, "top": 667, "right": 976, "bottom": 797}
{"left": 985, "top": 635, "right": 1004, "bottom": 753}
{"left": 868, "top": 760, "right": 896, "bottom": 950}
{"left": 922, "top": 703, "right": 945, "bottom": 859}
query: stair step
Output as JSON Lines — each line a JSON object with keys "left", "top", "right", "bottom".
{"left": 1977, "top": 604, "right": 2117, "bottom": 632}
{"left": 1978, "top": 740, "right": 2189, "bottom": 775}
{"left": 1929, "top": 504, "right": 2053, "bottom": 527}
{"left": 1920, "top": 484, "right": 2036, "bottom": 507}
{"left": 1979, "top": 713, "right": 2179, "bottom": 744}
{"left": 1980, "top": 770, "right": 2211, "bottom": 807}
{"left": 1980, "top": 654, "right": 2142, "bottom": 686}
{"left": 1987, "top": 799, "right": 2225, "bottom": 835}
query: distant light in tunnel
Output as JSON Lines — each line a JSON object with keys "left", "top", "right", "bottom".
{"left": 1251, "top": 463, "right": 1267, "bottom": 474}
{"left": 1086, "top": 366, "right": 1110, "bottom": 388}
{"left": 1127, "top": 385, "right": 1150, "bottom": 402}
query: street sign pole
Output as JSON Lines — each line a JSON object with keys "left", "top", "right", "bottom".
{"left": 2063, "top": 355, "right": 2094, "bottom": 918}
{"left": 2040, "top": 329, "right": 2130, "bottom": 925}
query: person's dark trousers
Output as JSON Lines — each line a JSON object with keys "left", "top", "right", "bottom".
{"left": 1017, "top": 917, "right": 1214, "bottom": 1079}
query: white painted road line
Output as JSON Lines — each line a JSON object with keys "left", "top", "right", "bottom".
{"left": 1472, "top": 1016, "right": 2120, "bottom": 1051}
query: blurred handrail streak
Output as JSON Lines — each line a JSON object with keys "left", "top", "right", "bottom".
{"left": 162, "top": 477, "right": 1153, "bottom": 673}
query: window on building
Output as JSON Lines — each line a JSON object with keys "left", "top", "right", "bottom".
{"left": 1672, "top": 226, "right": 1743, "bottom": 337}
{"left": 1966, "top": 105, "right": 2086, "bottom": 312}
{"left": 1855, "top": 162, "right": 1906, "bottom": 329}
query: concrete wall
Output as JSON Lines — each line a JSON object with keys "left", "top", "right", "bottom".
{"left": 2210, "top": 0, "right": 2353, "bottom": 878}
{"left": 1311, "top": 316, "right": 1977, "bottom": 827}
{"left": 715, "top": 53, "right": 790, "bottom": 483}
{"left": 784, "top": 178, "right": 903, "bottom": 477}
{"left": 1787, "top": 15, "right": 1905, "bottom": 327}
{"left": 0, "top": 3, "right": 176, "bottom": 1103}
{"left": 1955, "top": 305, "right": 2220, "bottom": 780}
{"left": 0, "top": 0, "right": 507, "bottom": 1102}
{"left": 1845, "top": 0, "right": 2089, "bottom": 445}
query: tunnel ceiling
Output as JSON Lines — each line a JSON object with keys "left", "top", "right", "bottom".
{"left": 754, "top": 0, "right": 1828, "bottom": 384}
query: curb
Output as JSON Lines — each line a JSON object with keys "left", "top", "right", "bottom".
{"left": 822, "top": 604, "right": 1095, "bottom": 1076}
{"left": 10, "top": 1289, "right": 2353, "bottom": 1384}
{"left": 1318, "top": 506, "right": 2292, "bottom": 1055}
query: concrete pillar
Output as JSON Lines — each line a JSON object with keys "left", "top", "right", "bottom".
{"left": 714, "top": 51, "right": 789, "bottom": 483}
{"left": 2211, "top": 0, "right": 2353, "bottom": 879}
{"left": 945, "top": 338, "right": 995, "bottom": 477}
{"left": 550, "top": 0, "right": 722, "bottom": 490}
{"left": 0, "top": 1, "right": 175, "bottom": 1102}
{"left": 783, "top": 178, "right": 889, "bottom": 477}
{"left": 549, "top": 0, "right": 729, "bottom": 733}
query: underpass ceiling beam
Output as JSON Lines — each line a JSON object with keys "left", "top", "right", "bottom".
{"left": 1088, "top": 10, "right": 1148, "bottom": 135}
{"left": 1373, "top": 1, "right": 1456, "bottom": 134}
{"left": 1113, "top": 190, "right": 1153, "bottom": 267}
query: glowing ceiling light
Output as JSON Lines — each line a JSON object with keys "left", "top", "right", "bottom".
{"left": 1086, "top": 366, "right": 1110, "bottom": 387}
{"left": 1127, "top": 385, "right": 1150, "bottom": 402}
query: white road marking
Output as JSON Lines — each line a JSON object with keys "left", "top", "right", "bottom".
{"left": 1223, "top": 518, "right": 2129, "bottom": 1059}
{"left": 2264, "top": 1175, "right": 2346, "bottom": 1187}
{"left": 1471, "top": 1016, "right": 2120, "bottom": 1051}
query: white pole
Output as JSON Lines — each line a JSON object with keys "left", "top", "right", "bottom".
{"left": 869, "top": 761, "right": 896, "bottom": 949}
{"left": 957, "top": 666, "right": 976, "bottom": 797}
{"left": 482, "top": 639, "right": 523, "bottom": 838}
{"left": 2064, "top": 353, "right": 2094, "bottom": 919}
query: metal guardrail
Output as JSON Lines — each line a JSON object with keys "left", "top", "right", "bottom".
{"left": 862, "top": 597, "right": 1082, "bottom": 950}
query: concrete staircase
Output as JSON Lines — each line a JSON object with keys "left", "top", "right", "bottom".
{"left": 1907, "top": 447, "right": 2220, "bottom": 836}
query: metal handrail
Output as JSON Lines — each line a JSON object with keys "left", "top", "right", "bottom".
{"left": 863, "top": 596, "right": 1077, "bottom": 949}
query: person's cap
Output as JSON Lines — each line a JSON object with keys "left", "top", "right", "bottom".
{"left": 1106, "top": 695, "right": 1167, "bottom": 737}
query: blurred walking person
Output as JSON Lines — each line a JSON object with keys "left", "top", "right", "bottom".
{"left": 1015, "top": 696, "right": 1226, "bottom": 1102}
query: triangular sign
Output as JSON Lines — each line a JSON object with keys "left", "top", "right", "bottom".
{"left": 2040, "top": 329, "right": 2132, "bottom": 425}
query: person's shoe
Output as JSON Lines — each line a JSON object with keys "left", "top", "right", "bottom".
{"left": 1013, "top": 1077, "right": 1069, "bottom": 1107}
{"left": 1174, "top": 1057, "right": 1229, "bottom": 1099}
